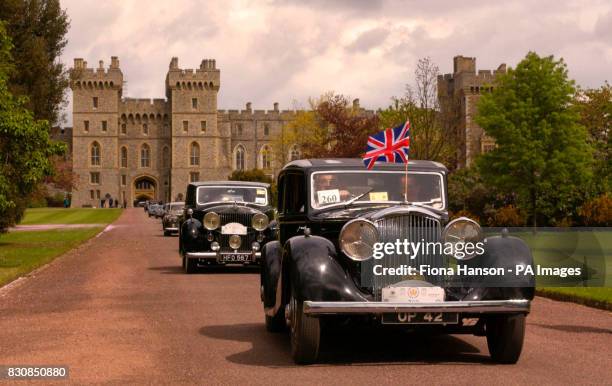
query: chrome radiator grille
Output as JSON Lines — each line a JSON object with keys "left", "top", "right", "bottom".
{"left": 219, "top": 212, "right": 253, "bottom": 227}
{"left": 219, "top": 212, "right": 255, "bottom": 253}
{"left": 371, "top": 214, "right": 443, "bottom": 300}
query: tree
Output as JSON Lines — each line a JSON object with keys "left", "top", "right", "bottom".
{"left": 0, "top": 0, "right": 70, "bottom": 124}
{"left": 0, "top": 22, "right": 65, "bottom": 232}
{"left": 299, "top": 93, "right": 379, "bottom": 158}
{"left": 379, "top": 57, "right": 455, "bottom": 164}
{"left": 574, "top": 83, "right": 611, "bottom": 196}
{"left": 475, "top": 52, "right": 593, "bottom": 228}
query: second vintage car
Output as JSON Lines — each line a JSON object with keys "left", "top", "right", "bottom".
{"left": 162, "top": 201, "right": 185, "bottom": 236}
{"left": 179, "top": 181, "right": 276, "bottom": 273}
{"left": 260, "top": 158, "right": 535, "bottom": 364}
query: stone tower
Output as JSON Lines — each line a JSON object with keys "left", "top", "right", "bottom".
{"left": 166, "top": 58, "right": 229, "bottom": 201}
{"left": 70, "top": 57, "right": 123, "bottom": 206}
{"left": 438, "top": 56, "right": 506, "bottom": 168}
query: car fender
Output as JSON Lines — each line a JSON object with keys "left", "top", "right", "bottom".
{"left": 180, "top": 218, "right": 202, "bottom": 252}
{"left": 461, "top": 235, "right": 535, "bottom": 301}
{"left": 285, "top": 235, "right": 368, "bottom": 303}
{"left": 261, "top": 240, "right": 282, "bottom": 309}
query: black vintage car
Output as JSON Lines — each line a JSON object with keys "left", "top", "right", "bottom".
{"left": 162, "top": 201, "right": 185, "bottom": 236}
{"left": 260, "top": 159, "right": 535, "bottom": 364}
{"left": 179, "top": 181, "right": 276, "bottom": 273}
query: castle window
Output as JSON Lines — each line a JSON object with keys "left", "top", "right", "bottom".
{"left": 102, "top": 120, "right": 107, "bottom": 132}
{"left": 260, "top": 145, "right": 271, "bottom": 169}
{"left": 263, "top": 123, "right": 270, "bottom": 136}
{"left": 93, "top": 97, "right": 98, "bottom": 109}
{"left": 192, "top": 98, "right": 198, "bottom": 109}
{"left": 289, "top": 145, "right": 300, "bottom": 161}
{"left": 143, "top": 123, "right": 148, "bottom": 135}
{"left": 190, "top": 142, "right": 200, "bottom": 166}
{"left": 183, "top": 120, "right": 189, "bottom": 132}
{"left": 90, "top": 172, "right": 100, "bottom": 184}
{"left": 200, "top": 120, "right": 207, "bottom": 132}
{"left": 120, "top": 147, "right": 128, "bottom": 168}
{"left": 96, "top": 190, "right": 101, "bottom": 199}
{"left": 90, "top": 190, "right": 94, "bottom": 199}
{"left": 121, "top": 175, "right": 127, "bottom": 186}
{"left": 121, "top": 123, "right": 126, "bottom": 134}
{"left": 84, "top": 120, "right": 89, "bottom": 132}
{"left": 234, "top": 145, "right": 245, "bottom": 171}
{"left": 90, "top": 142, "right": 100, "bottom": 166}
{"left": 140, "top": 144, "right": 151, "bottom": 168}
{"left": 190, "top": 172, "right": 200, "bottom": 183}
{"left": 236, "top": 123, "right": 243, "bottom": 136}
{"left": 162, "top": 146, "right": 170, "bottom": 168}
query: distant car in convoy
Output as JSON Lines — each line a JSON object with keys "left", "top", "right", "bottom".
{"left": 147, "top": 203, "right": 159, "bottom": 218}
{"left": 162, "top": 202, "right": 185, "bottom": 236}
{"left": 179, "top": 181, "right": 276, "bottom": 273}
{"left": 260, "top": 158, "right": 535, "bottom": 364}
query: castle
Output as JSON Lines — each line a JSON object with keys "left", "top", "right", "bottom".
{"left": 438, "top": 55, "right": 506, "bottom": 168}
{"left": 69, "top": 55, "right": 503, "bottom": 207}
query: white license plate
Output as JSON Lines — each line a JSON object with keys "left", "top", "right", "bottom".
{"left": 221, "top": 253, "right": 251, "bottom": 263}
{"left": 381, "top": 286, "right": 445, "bottom": 303}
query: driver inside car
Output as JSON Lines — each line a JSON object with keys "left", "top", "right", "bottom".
{"left": 313, "top": 174, "right": 351, "bottom": 205}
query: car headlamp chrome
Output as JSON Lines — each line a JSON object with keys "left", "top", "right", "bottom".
{"left": 204, "top": 212, "right": 220, "bottom": 230}
{"left": 229, "top": 234, "right": 242, "bottom": 250}
{"left": 442, "top": 217, "right": 483, "bottom": 260}
{"left": 252, "top": 213, "right": 269, "bottom": 231}
{"left": 339, "top": 219, "right": 379, "bottom": 261}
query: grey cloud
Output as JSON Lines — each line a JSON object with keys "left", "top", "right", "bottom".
{"left": 346, "top": 27, "right": 390, "bottom": 53}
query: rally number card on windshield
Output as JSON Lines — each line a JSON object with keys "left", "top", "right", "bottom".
{"left": 317, "top": 189, "right": 340, "bottom": 205}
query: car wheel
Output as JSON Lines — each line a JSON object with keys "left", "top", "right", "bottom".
{"left": 163, "top": 230, "right": 169, "bottom": 237}
{"left": 289, "top": 288, "right": 320, "bottom": 364}
{"left": 181, "top": 255, "right": 186, "bottom": 269}
{"left": 486, "top": 313, "right": 526, "bottom": 364}
{"left": 184, "top": 257, "right": 197, "bottom": 274}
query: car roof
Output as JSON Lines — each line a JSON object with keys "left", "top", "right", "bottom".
{"left": 282, "top": 158, "right": 448, "bottom": 173}
{"left": 188, "top": 180, "right": 271, "bottom": 188}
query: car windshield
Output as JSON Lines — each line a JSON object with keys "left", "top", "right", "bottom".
{"left": 169, "top": 203, "right": 184, "bottom": 212}
{"left": 310, "top": 171, "right": 444, "bottom": 209}
{"left": 196, "top": 186, "right": 268, "bottom": 206}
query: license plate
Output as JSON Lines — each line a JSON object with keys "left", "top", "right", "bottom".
{"left": 220, "top": 253, "right": 251, "bottom": 263}
{"left": 381, "top": 312, "right": 459, "bottom": 324}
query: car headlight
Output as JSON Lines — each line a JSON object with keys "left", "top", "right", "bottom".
{"left": 204, "top": 212, "right": 220, "bottom": 230}
{"left": 442, "top": 217, "right": 483, "bottom": 260}
{"left": 252, "top": 213, "right": 269, "bottom": 231}
{"left": 339, "top": 219, "right": 379, "bottom": 261}
{"left": 229, "top": 234, "right": 242, "bottom": 250}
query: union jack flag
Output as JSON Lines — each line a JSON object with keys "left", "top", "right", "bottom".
{"left": 362, "top": 121, "right": 410, "bottom": 169}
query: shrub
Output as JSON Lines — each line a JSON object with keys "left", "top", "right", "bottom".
{"left": 578, "top": 194, "right": 612, "bottom": 226}
{"left": 492, "top": 205, "right": 525, "bottom": 227}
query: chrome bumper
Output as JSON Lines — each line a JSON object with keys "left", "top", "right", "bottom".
{"left": 164, "top": 227, "right": 179, "bottom": 232}
{"left": 303, "top": 299, "right": 530, "bottom": 315}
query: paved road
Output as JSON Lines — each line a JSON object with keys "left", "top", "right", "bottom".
{"left": 1, "top": 209, "right": 610, "bottom": 384}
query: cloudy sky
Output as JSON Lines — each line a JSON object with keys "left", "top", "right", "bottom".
{"left": 60, "top": 0, "right": 612, "bottom": 125}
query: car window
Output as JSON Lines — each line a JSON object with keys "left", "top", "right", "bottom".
{"left": 310, "top": 171, "right": 444, "bottom": 209}
{"left": 196, "top": 186, "right": 268, "bottom": 206}
{"left": 283, "top": 173, "right": 305, "bottom": 214}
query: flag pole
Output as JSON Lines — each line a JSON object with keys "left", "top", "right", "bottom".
{"left": 404, "top": 158, "right": 409, "bottom": 204}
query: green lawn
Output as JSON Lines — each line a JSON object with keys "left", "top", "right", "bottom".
{"left": 0, "top": 208, "right": 123, "bottom": 287}
{"left": 500, "top": 229, "right": 612, "bottom": 310}
{"left": 0, "top": 228, "right": 103, "bottom": 286}
{"left": 21, "top": 208, "right": 123, "bottom": 225}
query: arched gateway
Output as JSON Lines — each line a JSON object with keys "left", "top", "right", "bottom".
{"left": 133, "top": 176, "right": 157, "bottom": 203}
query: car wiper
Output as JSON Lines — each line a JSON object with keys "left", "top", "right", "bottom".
{"left": 343, "top": 187, "right": 375, "bottom": 209}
